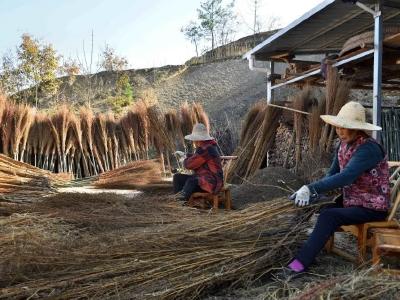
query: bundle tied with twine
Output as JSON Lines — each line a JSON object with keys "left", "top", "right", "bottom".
{"left": 0, "top": 154, "right": 70, "bottom": 202}
{"left": 92, "top": 159, "right": 169, "bottom": 190}
{"left": 225, "top": 101, "right": 281, "bottom": 183}
{"left": 0, "top": 196, "right": 319, "bottom": 300}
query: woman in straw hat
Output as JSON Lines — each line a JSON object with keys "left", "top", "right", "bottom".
{"left": 172, "top": 123, "right": 223, "bottom": 203}
{"left": 286, "top": 101, "right": 390, "bottom": 275}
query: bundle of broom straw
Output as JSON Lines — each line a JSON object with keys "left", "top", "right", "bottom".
{"left": 0, "top": 154, "right": 70, "bottom": 202}
{"left": 0, "top": 95, "right": 210, "bottom": 178}
{"left": 93, "top": 159, "right": 169, "bottom": 190}
{"left": 225, "top": 102, "right": 281, "bottom": 183}
{"left": 0, "top": 197, "right": 318, "bottom": 299}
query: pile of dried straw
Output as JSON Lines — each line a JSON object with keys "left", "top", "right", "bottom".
{"left": 0, "top": 154, "right": 70, "bottom": 202}
{"left": 292, "top": 269, "right": 400, "bottom": 300}
{"left": 0, "top": 194, "right": 318, "bottom": 299}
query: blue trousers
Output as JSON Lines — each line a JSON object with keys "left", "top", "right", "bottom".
{"left": 172, "top": 173, "right": 204, "bottom": 200}
{"left": 295, "top": 201, "right": 387, "bottom": 268}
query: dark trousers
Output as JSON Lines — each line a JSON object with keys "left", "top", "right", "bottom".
{"left": 172, "top": 173, "right": 204, "bottom": 200}
{"left": 295, "top": 200, "right": 387, "bottom": 268}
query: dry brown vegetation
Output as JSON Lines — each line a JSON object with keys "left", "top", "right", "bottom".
{"left": 0, "top": 96, "right": 209, "bottom": 178}
{"left": 0, "top": 189, "right": 318, "bottom": 299}
{"left": 226, "top": 77, "right": 353, "bottom": 183}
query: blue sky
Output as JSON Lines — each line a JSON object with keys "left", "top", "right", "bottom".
{"left": 0, "top": 0, "right": 323, "bottom": 70}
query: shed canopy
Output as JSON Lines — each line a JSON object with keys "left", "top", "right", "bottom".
{"left": 245, "top": 0, "right": 400, "bottom": 61}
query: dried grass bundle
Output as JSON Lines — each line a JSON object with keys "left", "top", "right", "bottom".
{"left": 165, "top": 109, "right": 184, "bottom": 147}
{"left": 319, "top": 65, "right": 339, "bottom": 149}
{"left": 308, "top": 97, "right": 326, "bottom": 152}
{"left": 192, "top": 102, "right": 210, "bottom": 131}
{"left": 10, "top": 104, "right": 35, "bottom": 161}
{"left": 93, "top": 159, "right": 166, "bottom": 189}
{"left": 0, "top": 154, "right": 69, "bottom": 202}
{"left": 1, "top": 102, "right": 15, "bottom": 156}
{"left": 0, "top": 96, "right": 208, "bottom": 178}
{"left": 325, "top": 80, "right": 353, "bottom": 151}
{"left": 239, "top": 101, "right": 267, "bottom": 145}
{"left": 147, "top": 105, "right": 174, "bottom": 152}
{"left": 226, "top": 102, "right": 281, "bottom": 183}
{"left": 292, "top": 87, "right": 312, "bottom": 170}
{"left": 180, "top": 101, "right": 194, "bottom": 137}
{"left": 93, "top": 113, "right": 108, "bottom": 172}
{"left": 0, "top": 194, "right": 318, "bottom": 299}
{"left": 105, "top": 112, "right": 118, "bottom": 170}
{"left": 51, "top": 105, "right": 73, "bottom": 173}
{"left": 80, "top": 106, "right": 97, "bottom": 174}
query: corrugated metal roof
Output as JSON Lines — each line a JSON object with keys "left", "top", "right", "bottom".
{"left": 245, "top": 0, "right": 400, "bottom": 61}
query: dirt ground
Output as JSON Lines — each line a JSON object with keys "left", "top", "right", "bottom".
{"left": 231, "top": 166, "right": 305, "bottom": 209}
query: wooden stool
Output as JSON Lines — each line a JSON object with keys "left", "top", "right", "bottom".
{"left": 188, "top": 186, "right": 232, "bottom": 211}
{"left": 372, "top": 229, "right": 400, "bottom": 274}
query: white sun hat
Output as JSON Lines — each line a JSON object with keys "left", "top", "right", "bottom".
{"left": 320, "top": 101, "right": 382, "bottom": 131}
{"left": 184, "top": 123, "right": 214, "bottom": 141}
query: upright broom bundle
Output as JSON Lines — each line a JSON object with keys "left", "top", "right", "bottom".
{"left": 325, "top": 80, "right": 353, "bottom": 151}
{"left": 319, "top": 65, "right": 339, "bottom": 150}
{"left": 292, "top": 87, "right": 312, "bottom": 171}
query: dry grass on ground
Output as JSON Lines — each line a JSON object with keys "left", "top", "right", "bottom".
{"left": 0, "top": 189, "right": 319, "bottom": 299}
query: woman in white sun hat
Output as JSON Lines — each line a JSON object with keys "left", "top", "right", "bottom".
{"left": 172, "top": 123, "right": 223, "bottom": 202}
{"left": 285, "top": 101, "right": 390, "bottom": 276}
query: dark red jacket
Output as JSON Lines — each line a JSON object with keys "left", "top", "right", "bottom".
{"left": 183, "top": 140, "right": 223, "bottom": 194}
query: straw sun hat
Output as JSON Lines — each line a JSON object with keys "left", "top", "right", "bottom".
{"left": 184, "top": 123, "right": 214, "bottom": 141}
{"left": 320, "top": 101, "right": 382, "bottom": 131}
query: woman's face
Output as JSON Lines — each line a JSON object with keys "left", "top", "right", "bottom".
{"left": 335, "top": 127, "right": 358, "bottom": 143}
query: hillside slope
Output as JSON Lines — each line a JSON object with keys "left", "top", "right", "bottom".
{"left": 154, "top": 59, "right": 269, "bottom": 123}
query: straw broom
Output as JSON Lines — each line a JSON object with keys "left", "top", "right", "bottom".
{"left": 319, "top": 65, "right": 339, "bottom": 150}
{"left": 325, "top": 80, "right": 352, "bottom": 151}
{"left": 80, "top": 107, "right": 97, "bottom": 176}
{"left": 308, "top": 97, "right": 326, "bottom": 153}
{"left": 120, "top": 112, "right": 138, "bottom": 161}
{"left": 1, "top": 103, "right": 15, "bottom": 156}
{"left": 135, "top": 101, "right": 150, "bottom": 159}
{"left": 225, "top": 102, "right": 281, "bottom": 183}
{"left": 225, "top": 102, "right": 268, "bottom": 183}
{"left": 244, "top": 104, "right": 281, "bottom": 178}
{"left": 180, "top": 101, "right": 194, "bottom": 136}
{"left": 192, "top": 102, "right": 210, "bottom": 132}
{"left": 292, "top": 87, "right": 312, "bottom": 171}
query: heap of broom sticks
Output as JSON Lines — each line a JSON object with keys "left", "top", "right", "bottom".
{"left": 0, "top": 154, "right": 70, "bottom": 202}
{"left": 0, "top": 196, "right": 317, "bottom": 299}
{"left": 0, "top": 93, "right": 209, "bottom": 178}
{"left": 225, "top": 101, "right": 281, "bottom": 183}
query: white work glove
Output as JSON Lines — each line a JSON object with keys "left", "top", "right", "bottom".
{"left": 173, "top": 151, "right": 186, "bottom": 163}
{"left": 290, "top": 185, "right": 311, "bottom": 207}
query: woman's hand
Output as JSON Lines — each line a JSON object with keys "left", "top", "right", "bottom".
{"left": 290, "top": 185, "right": 311, "bottom": 207}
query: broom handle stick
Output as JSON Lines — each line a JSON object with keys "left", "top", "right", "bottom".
{"left": 267, "top": 103, "right": 310, "bottom": 115}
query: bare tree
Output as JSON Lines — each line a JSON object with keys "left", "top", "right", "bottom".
{"left": 181, "top": 22, "right": 203, "bottom": 57}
